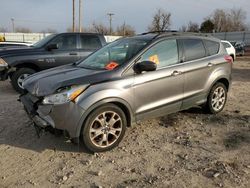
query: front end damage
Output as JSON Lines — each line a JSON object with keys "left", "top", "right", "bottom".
{"left": 0, "top": 58, "right": 9, "bottom": 80}
{"left": 20, "top": 93, "right": 85, "bottom": 140}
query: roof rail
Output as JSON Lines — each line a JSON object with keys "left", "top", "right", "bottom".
{"left": 138, "top": 31, "right": 214, "bottom": 41}
{"left": 141, "top": 30, "right": 178, "bottom": 35}
{"left": 155, "top": 31, "right": 213, "bottom": 38}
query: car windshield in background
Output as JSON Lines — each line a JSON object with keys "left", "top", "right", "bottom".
{"left": 33, "top": 34, "right": 56, "bottom": 48}
{"left": 77, "top": 38, "right": 150, "bottom": 70}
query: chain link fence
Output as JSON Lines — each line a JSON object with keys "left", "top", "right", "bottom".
{"left": 1, "top": 31, "right": 249, "bottom": 46}
{"left": 209, "top": 31, "right": 250, "bottom": 46}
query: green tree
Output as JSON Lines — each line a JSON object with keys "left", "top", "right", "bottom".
{"left": 200, "top": 20, "right": 214, "bottom": 33}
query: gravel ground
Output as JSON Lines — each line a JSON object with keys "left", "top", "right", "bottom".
{"left": 0, "top": 57, "right": 249, "bottom": 188}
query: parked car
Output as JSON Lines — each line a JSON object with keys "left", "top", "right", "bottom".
{"left": 20, "top": 32, "right": 232, "bottom": 152}
{"left": 230, "top": 41, "right": 245, "bottom": 56}
{"left": 0, "top": 41, "right": 33, "bottom": 49}
{"left": 0, "top": 32, "right": 106, "bottom": 92}
{"left": 221, "top": 40, "right": 236, "bottom": 61}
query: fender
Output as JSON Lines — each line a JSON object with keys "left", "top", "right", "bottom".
{"left": 75, "top": 97, "right": 135, "bottom": 138}
{"left": 204, "top": 64, "right": 231, "bottom": 95}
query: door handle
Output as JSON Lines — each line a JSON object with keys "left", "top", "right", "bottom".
{"left": 69, "top": 52, "right": 78, "bottom": 55}
{"left": 171, "top": 70, "right": 182, "bottom": 76}
{"left": 207, "top": 62, "right": 214, "bottom": 67}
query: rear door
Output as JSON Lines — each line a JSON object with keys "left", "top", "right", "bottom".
{"left": 133, "top": 39, "right": 184, "bottom": 120}
{"left": 178, "top": 38, "right": 220, "bottom": 109}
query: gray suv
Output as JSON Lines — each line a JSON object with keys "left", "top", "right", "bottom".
{"left": 20, "top": 32, "right": 232, "bottom": 152}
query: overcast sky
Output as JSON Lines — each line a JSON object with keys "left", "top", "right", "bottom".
{"left": 1, "top": 0, "right": 249, "bottom": 33}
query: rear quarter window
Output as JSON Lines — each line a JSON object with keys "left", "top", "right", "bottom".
{"left": 204, "top": 40, "right": 220, "bottom": 56}
{"left": 181, "top": 39, "right": 206, "bottom": 61}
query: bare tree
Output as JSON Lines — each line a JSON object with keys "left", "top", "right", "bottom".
{"left": 230, "top": 8, "right": 247, "bottom": 31}
{"left": 179, "top": 25, "right": 187, "bottom": 32}
{"left": 15, "top": 27, "right": 32, "bottom": 33}
{"left": 187, "top": 21, "right": 200, "bottom": 32}
{"left": 41, "top": 28, "right": 58, "bottom": 33}
{"left": 211, "top": 9, "right": 230, "bottom": 32}
{"left": 211, "top": 8, "right": 247, "bottom": 32}
{"left": 0, "top": 27, "right": 8, "bottom": 32}
{"left": 116, "top": 23, "right": 135, "bottom": 36}
{"left": 88, "top": 22, "right": 109, "bottom": 35}
{"left": 148, "top": 9, "right": 171, "bottom": 31}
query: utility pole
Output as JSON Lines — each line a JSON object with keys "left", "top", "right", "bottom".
{"left": 79, "top": 0, "right": 82, "bottom": 32}
{"left": 107, "top": 13, "right": 114, "bottom": 35}
{"left": 11, "top": 18, "right": 15, "bottom": 33}
{"left": 123, "top": 22, "right": 126, "bottom": 36}
{"left": 72, "top": 0, "right": 75, "bottom": 32}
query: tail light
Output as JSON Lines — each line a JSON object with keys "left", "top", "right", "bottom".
{"left": 224, "top": 55, "right": 233, "bottom": 64}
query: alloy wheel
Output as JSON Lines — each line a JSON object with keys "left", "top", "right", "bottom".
{"left": 17, "top": 74, "right": 30, "bottom": 89}
{"left": 211, "top": 86, "right": 226, "bottom": 112}
{"left": 89, "top": 111, "right": 123, "bottom": 148}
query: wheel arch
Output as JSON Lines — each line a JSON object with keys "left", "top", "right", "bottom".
{"left": 14, "top": 63, "right": 40, "bottom": 72}
{"left": 230, "top": 54, "right": 235, "bottom": 61}
{"left": 75, "top": 97, "right": 134, "bottom": 138}
{"left": 209, "top": 77, "right": 230, "bottom": 93}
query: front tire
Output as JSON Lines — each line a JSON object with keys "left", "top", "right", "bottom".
{"left": 11, "top": 68, "right": 36, "bottom": 93}
{"left": 82, "top": 104, "right": 127, "bottom": 152}
{"left": 204, "top": 82, "right": 227, "bottom": 114}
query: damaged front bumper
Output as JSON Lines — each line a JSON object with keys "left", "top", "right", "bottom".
{"left": 0, "top": 58, "right": 9, "bottom": 80}
{"left": 0, "top": 67, "right": 9, "bottom": 81}
{"left": 20, "top": 93, "right": 85, "bottom": 138}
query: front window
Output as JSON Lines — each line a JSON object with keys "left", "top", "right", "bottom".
{"left": 33, "top": 34, "right": 56, "bottom": 48}
{"left": 48, "top": 34, "right": 77, "bottom": 50}
{"left": 140, "top": 39, "right": 179, "bottom": 68}
{"left": 77, "top": 38, "right": 150, "bottom": 70}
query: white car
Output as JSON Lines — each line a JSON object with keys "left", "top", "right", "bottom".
{"left": 221, "top": 40, "right": 236, "bottom": 61}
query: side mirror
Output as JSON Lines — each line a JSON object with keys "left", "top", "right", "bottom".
{"left": 46, "top": 43, "right": 58, "bottom": 51}
{"left": 134, "top": 61, "right": 157, "bottom": 74}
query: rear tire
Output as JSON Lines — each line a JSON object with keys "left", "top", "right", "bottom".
{"left": 204, "top": 82, "right": 227, "bottom": 114}
{"left": 11, "top": 68, "right": 36, "bottom": 93}
{"left": 82, "top": 104, "right": 127, "bottom": 152}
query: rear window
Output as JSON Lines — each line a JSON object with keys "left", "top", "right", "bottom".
{"left": 204, "top": 40, "right": 220, "bottom": 56}
{"left": 222, "top": 42, "right": 231, "bottom": 49}
{"left": 80, "top": 35, "right": 102, "bottom": 50}
{"left": 182, "top": 39, "right": 206, "bottom": 61}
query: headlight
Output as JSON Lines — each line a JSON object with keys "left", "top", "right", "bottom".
{"left": 42, "top": 85, "right": 88, "bottom": 105}
{"left": 0, "top": 58, "right": 8, "bottom": 67}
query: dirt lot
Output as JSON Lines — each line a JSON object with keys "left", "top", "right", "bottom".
{"left": 0, "top": 57, "right": 249, "bottom": 188}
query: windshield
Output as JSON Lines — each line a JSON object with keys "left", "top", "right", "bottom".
{"left": 33, "top": 34, "right": 57, "bottom": 48}
{"left": 77, "top": 37, "right": 150, "bottom": 70}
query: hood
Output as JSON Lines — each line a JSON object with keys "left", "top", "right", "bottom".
{"left": 23, "top": 65, "right": 114, "bottom": 97}
{"left": 0, "top": 47, "right": 40, "bottom": 58}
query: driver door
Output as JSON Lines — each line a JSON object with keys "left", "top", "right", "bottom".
{"left": 37, "top": 34, "right": 78, "bottom": 69}
{"left": 133, "top": 39, "right": 184, "bottom": 121}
